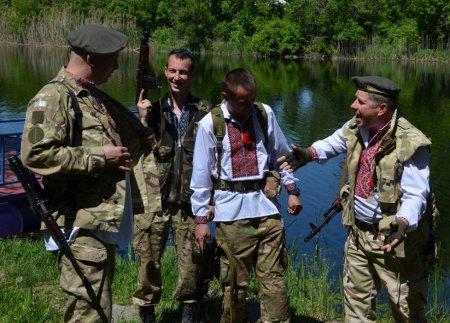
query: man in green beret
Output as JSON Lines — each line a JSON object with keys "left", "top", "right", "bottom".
{"left": 21, "top": 24, "right": 155, "bottom": 322}
{"left": 278, "top": 76, "right": 435, "bottom": 322}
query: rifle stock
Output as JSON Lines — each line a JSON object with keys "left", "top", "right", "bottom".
{"left": 135, "top": 29, "right": 161, "bottom": 104}
{"left": 7, "top": 155, "right": 108, "bottom": 322}
{"left": 304, "top": 198, "right": 342, "bottom": 243}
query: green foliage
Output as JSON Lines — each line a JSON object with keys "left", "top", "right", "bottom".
{"left": 170, "top": 0, "right": 214, "bottom": 51}
{"left": 0, "top": 0, "right": 449, "bottom": 57}
{"left": 152, "top": 27, "right": 178, "bottom": 48}
{"left": 386, "top": 19, "right": 421, "bottom": 54}
{"left": 251, "top": 18, "right": 306, "bottom": 56}
{"left": 332, "top": 19, "right": 366, "bottom": 55}
{"left": 3, "top": 0, "right": 42, "bottom": 35}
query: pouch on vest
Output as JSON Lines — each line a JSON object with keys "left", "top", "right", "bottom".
{"left": 340, "top": 184, "right": 353, "bottom": 226}
{"left": 264, "top": 170, "right": 281, "bottom": 198}
{"left": 378, "top": 193, "right": 439, "bottom": 261}
{"left": 159, "top": 146, "right": 182, "bottom": 205}
{"left": 154, "top": 123, "right": 175, "bottom": 163}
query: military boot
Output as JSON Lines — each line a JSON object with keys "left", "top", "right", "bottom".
{"left": 139, "top": 305, "right": 155, "bottom": 323}
{"left": 182, "top": 302, "right": 204, "bottom": 323}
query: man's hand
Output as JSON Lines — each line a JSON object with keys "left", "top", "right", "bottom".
{"left": 137, "top": 89, "right": 152, "bottom": 127}
{"left": 195, "top": 223, "right": 211, "bottom": 253}
{"left": 287, "top": 195, "right": 302, "bottom": 215}
{"left": 277, "top": 144, "right": 313, "bottom": 172}
{"left": 103, "top": 144, "right": 131, "bottom": 171}
{"left": 380, "top": 218, "right": 408, "bottom": 253}
{"left": 207, "top": 205, "right": 215, "bottom": 221}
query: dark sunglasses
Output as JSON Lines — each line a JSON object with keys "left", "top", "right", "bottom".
{"left": 169, "top": 48, "right": 194, "bottom": 60}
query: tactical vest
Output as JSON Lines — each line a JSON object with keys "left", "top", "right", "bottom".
{"left": 210, "top": 102, "right": 271, "bottom": 192}
{"left": 340, "top": 111, "right": 435, "bottom": 257}
{"left": 153, "top": 98, "right": 211, "bottom": 205}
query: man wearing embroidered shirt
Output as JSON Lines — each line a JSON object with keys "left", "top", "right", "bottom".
{"left": 192, "top": 68, "right": 302, "bottom": 323}
{"left": 279, "top": 76, "right": 434, "bottom": 322}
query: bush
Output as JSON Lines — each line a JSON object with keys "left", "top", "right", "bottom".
{"left": 251, "top": 18, "right": 306, "bottom": 56}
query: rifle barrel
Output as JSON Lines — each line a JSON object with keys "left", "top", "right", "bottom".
{"left": 304, "top": 198, "right": 342, "bottom": 243}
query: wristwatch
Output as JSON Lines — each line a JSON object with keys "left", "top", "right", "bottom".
{"left": 287, "top": 186, "right": 300, "bottom": 196}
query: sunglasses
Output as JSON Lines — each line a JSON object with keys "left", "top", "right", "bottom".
{"left": 169, "top": 48, "right": 194, "bottom": 60}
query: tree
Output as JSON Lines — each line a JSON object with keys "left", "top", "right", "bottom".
{"left": 172, "top": 0, "right": 214, "bottom": 51}
{"left": 251, "top": 18, "right": 306, "bottom": 56}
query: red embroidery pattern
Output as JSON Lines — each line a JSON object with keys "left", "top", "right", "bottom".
{"left": 228, "top": 117, "right": 259, "bottom": 178}
{"left": 354, "top": 125, "right": 390, "bottom": 198}
{"left": 354, "top": 142, "right": 379, "bottom": 198}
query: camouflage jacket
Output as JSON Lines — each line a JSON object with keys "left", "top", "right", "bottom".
{"left": 21, "top": 67, "right": 160, "bottom": 232}
{"left": 147, "top": 93, "right": 211, "bottom": 206}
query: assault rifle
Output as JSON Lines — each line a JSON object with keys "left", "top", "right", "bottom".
{"left": 135, "top": 29, "right": 161, "bottom": 104}
{"left": 304, "top": 198, "right": 342, "bottom": 243}
{"left": 7, "top": 155, "right": 108, "bottom": 323}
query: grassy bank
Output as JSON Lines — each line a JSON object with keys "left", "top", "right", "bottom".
{"left": 0, "top": 235, "right": 449, "bottom": 322}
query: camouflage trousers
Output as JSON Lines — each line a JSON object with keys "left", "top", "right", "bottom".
{"left": 59, "top": 229, "right": 116, "bottom": 323}
{"left": 132, "top": 205, "right": 201, "bottom": 306}
{"left": 216, "top": 214, "right": 289, "bottom": 323}
{"left": 343, "top": 226, "right": 428, "bottom": 323}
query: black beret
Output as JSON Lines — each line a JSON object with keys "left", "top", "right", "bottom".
{"left": 352, "top": 76, "right": 401, "bottom": 100}
{"left": 67, "top": 24, "right": 128, "bottom": 55}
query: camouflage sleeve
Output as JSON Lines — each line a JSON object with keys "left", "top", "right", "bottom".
{"left": 20, "top": 84, "right": 105, "bottom": 176}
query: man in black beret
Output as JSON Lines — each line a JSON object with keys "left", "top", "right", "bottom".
{"left": 278, "top": 76, "right": 435, "bottom": 322}
{"left": 21, "top": 24, "right": 155, "bottom": 322}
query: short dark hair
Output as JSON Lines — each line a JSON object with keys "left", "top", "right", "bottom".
{"left": 167, "top": 48, "right": 195, "bottom": 71}
{"left": 221, "top": 68, "right": 256, "bottom": 96}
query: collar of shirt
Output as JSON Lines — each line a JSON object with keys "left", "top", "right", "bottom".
{"left": 161, "top": 93, "right": 198, "bottom": 113}
{"left": 358, "top": 120, "right": 391, "bottom": 148}
{"left": 56, "top": 67, "right": 89, "bottom": 97}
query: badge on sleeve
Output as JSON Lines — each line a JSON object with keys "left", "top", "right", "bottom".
{"left": 34, "top": 100, "right": 48, "bottom": 108}
{"left": 31, "top": 111, "right": 44, "bottom": 125}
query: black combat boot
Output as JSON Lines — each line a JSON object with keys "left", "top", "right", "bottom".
{"left": 182, "top": 302, "right": 203, "bottom": 323}
{"left": 139, "top": 305, "right": 155, "bottom": 323}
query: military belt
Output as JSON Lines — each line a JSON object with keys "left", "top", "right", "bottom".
{"left": 355, "top": 218, "right": 379, "bottom": 233}
{"left": 213, "top": 179, "right": 265, "bottom": 192}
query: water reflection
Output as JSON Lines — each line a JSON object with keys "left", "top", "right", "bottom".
{"left": 0, "top": 46, "right": 449, "bottom": 276}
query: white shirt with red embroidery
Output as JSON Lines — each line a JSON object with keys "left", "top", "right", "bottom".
{"left": 190, "top": 101, "right": 298, "bottom": 222}
{"left": 310, "top": 120, "right": 430, "bottom": 230}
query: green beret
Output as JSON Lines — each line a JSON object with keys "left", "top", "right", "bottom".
{"left": 67, "top": 24, "right": 128, "bottom": 55}
{"left": 352, "top": 76, "right": 401, "bottom": 100}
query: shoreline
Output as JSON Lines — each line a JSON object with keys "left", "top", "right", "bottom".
{"left": 1, "top": 42, "right": 449, "bottom": 64}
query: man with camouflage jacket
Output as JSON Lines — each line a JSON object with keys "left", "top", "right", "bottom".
{"left": 136, "top": 49, "right": 211, "bottom": 323}
{"left": 279, "top": 76, "right": 434, "bottom": 322}
{"left": 21, "top": 24, "right": 155, "bottom": 322}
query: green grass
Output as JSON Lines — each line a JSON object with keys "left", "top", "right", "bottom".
{"left": 0, "top": 236, "right": 449, "bottom": 322}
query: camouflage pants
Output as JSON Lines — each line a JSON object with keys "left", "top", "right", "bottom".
{"left": 343, "top": 227, "right": 428, "bottom": 323}
{"left": 59, "top": 230, "right": 116, "bottom": 323}
{"left": 132, "top": 205, "right": 200, "bottom": 306}
{"left": 216, "top": 215, "right": 289, "bottom": 323}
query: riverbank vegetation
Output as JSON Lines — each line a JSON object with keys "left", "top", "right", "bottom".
{"left": 0, "top": 0, "right": 449, "bottom": 61}
{"left": 0, "top": 236, "right": 449, "bottom": 322}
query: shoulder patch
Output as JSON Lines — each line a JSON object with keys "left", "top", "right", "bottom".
{"left": 34, "top": 100, "right": 48, "bottom": 108}
{"left": 28, "top": 126, "right": 45, "bottom": 144}
{"left": 31, "top": 111, "right": 45, "bottom": 125}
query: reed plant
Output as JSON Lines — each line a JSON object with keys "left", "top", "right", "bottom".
{"left": 0, "top": 4, "right": 140, "bottom": 49}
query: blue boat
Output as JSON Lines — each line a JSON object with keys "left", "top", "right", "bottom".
{"left": 0, "top": 118, "right": 40, "bottom": 237}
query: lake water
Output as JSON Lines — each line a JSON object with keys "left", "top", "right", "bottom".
{"left": 1, "top": 46, "right": 449, "bottom": 280}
